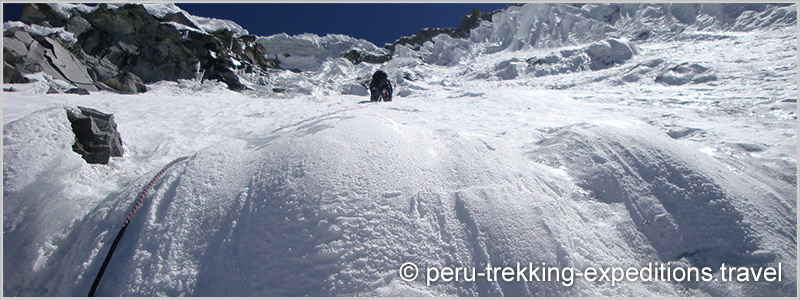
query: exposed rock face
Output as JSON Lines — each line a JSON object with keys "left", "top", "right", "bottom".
{"left": 65, "top": 106, "right": 124, "bottom": 164}
{"left": 213, "top": 29, "right": 280, "bottom": 72}
{"left": 5, "top": 3, "right": 282, "bottom": 92}
{"left": 20, "top": 3, "right": 67, "bottom": 27}
{"left": 100, "top": 72, "right": 147, "bottom": 94}
{"left": 3, "top": 61, "right": 29, "bottom": 83}
{"left": 4, "top": 27, "right": 98, "bottom": 91}
{"left": 66, "top": 88, "right": 90, "bottom": 95}
{"left": 343, "top": 49, "right": 392, "bottom": 65}
{"left": 72, "top": 3, "right": 250, "bottom": 91}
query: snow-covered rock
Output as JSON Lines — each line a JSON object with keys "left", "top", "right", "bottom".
{"left": 655, "top": 62, "right": 717, "bottom": 85}
{"left": 257, "top": 33, "right": 389, "bottom": 72}
{"left": 585, "top": 38, "right": 637, "bottom": 71}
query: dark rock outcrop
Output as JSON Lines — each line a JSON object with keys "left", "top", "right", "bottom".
{"left": 343, "top": 49, "right": 392, "bottom": 65}
{"left": 66, "top": 106, "right": 124, "bottom": 164}
{"left": 213, "top": 29, "right": 278, "bottom": 71}
{"left": 4, "top": 26, "right": 98, "bottom": 91}
{"left": 20, "top": 2, "right": 67, "bottom": 27}
{"left": 3, "top": 61, "right": 29, "bottom": 83}
{"left": 66, "top": 88, "right": 90, "bottom": 95}
{"left": 101, "top": 72, "right": 147, "bottom": 94}
{"left": 6, "top": 3, "right": 282, "bottom": 92}
{"left": 77, "top": 3, "right": 248, "bottom": 90}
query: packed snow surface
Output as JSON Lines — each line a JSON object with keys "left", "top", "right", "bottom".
{"left": 3, "top": 2, "right": 797, "bottom": 297}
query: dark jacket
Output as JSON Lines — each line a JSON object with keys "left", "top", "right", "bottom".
{"left": 369, "top": 70, "right": 392, "bottom": 100}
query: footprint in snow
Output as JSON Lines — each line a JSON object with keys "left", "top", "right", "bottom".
{"left": 382, "top": 191, "right": 402, "bottom": 198}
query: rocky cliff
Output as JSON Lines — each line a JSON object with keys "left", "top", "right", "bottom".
{"left": 4, "top": 3, "right": 280, "bottom": 93}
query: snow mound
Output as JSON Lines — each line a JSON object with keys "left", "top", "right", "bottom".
{"left": 3, "top": 108, "right": 85, "bottom": 232}
{"left": 2, "top": 107, "right": 131, "bottom": 296}
{"left": 12, "top": 114, "right": 794, "bottom": 296}
{"left": 585, "top": 39, "right": 637, "bottom": 71}
{"left": 527, "top": 122, "right": 796, "bottom": 294}
{"left": 7, "top": 114, "right": 675, "bottom": 296}
{"left": 60, "top": 115, "right": 569, "bottom": 296}
{"left": 619, "top": 58, "right": 667, "bottom": 83}
{"left": 654, "top": 62, "right": 717, "bottom": 85}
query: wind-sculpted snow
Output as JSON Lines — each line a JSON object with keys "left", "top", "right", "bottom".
{"left": 5, "top": 110, "right": 795, "bottom": 296}
{"left": 16, "top": 115, "right": 584, "bottom": 296}
{"left": 257, "top": 33, "right": 389, "bottom": 72}
{"left": 653, "top": 63, "right": 718, "bottom": 86}
{"left": 485, "top": 38, "right": 638, "bottom": 80}
{"left": 527, "top": 123, "right": 796, "bottom": 283}
{"left": 3, "top": 2, "right": 796, "bottom": 297}
{"left": 485, "top": 3, "right": 796, "bottom": 48}
{"left": 418, "top": 3, "right": 795, "bottom": 66}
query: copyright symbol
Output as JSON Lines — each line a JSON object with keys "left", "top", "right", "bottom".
{"left": 399, "top": 262, "right": 418, "bottom": 281}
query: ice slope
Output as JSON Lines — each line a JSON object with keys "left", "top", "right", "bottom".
{"left": 3, "top": 2, "right": 797, "bottom": 298}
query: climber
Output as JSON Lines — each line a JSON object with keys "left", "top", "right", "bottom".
{"left": 369, "top": 70, "right": 393, "bottom": 102}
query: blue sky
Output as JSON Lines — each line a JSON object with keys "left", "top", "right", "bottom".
{"left": 3, "top": 3, "right": 510, "bottom": 46}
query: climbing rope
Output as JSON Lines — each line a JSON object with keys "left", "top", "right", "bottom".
{"left": 88, "top": 155, "right": 190, "bottom": 297}
{"left": 89, "top": 104, "right": 365, "bottom": 296}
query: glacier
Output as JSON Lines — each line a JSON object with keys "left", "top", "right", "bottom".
{"left": 2, "top": 2, "right": 797, "bottom": 297}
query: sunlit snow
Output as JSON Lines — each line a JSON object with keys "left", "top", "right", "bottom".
{"left": 3, "top": 2, "right": 796, "bottom": 297}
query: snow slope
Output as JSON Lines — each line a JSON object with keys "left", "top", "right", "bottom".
{"left": 3, "top": 3, "right": 797, "bottom": 297}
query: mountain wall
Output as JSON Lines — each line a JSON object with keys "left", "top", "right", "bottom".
{"left": 3, "top": 3, "right": 796, "bottom": 94}
{"left": 4, "top": 3, "right": 279, "bottom": 92}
